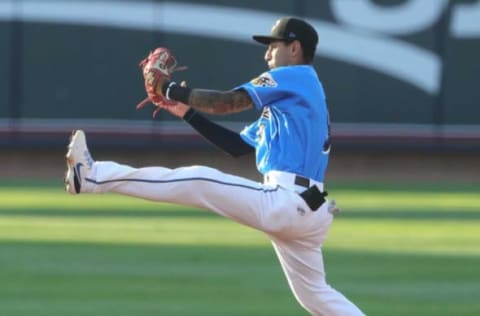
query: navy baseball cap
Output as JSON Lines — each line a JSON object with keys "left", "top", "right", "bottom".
{"left": 253, "top": 17, "right": 318, "bottom": 59}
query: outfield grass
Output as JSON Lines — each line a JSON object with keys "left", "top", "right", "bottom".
{"left": 0, "top": 180, "right": 479, "bottom": 315}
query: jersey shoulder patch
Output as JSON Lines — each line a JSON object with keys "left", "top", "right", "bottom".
{"left": 250, "top": 72, "right": 278, "bottom": 88}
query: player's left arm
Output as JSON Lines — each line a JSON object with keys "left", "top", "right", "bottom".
{"left": 160, "top": 81, "right": 253, "bottom": 115}
{"left": 188, "top": 89, "right": 253, "bottom": 115}
{"left": 158, "top": 83, "right": 254, "bottom": 157}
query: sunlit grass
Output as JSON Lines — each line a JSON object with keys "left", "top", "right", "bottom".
{"left": 1, "top": 215, "right": 478, "bottom": 255}
{"left": 331, "top": 190, "right": 480, "bottom": 211}
{"left": 0, "top": 216, "right": 267, "bottom": 246}
{"left": 327, "top": 219, "right": 480, "bottom": 256}
{"left": 0, "top": 188, "right": 190, "bottom": 211}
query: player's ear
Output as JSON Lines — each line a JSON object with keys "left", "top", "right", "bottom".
{"left": 290, "top": 40, "right": 303, "bottom": 63}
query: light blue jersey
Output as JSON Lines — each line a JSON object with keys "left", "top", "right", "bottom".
{"left": 236, "top": 65, "right": 330, "bottom": 182}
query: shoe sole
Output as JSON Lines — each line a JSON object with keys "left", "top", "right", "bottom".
{"left": 65, "top": 130, "right": 80, "bottom": 194}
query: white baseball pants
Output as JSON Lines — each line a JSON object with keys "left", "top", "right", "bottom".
{"left": 82, "top": 161, "right": 365, "bottom": 316}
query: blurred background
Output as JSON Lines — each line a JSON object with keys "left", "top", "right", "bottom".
{"left": 1, "top": 1, "right": 480, "bottom": 315}
{"left": 0, "top": 0, "right": 479, "bottom": 181}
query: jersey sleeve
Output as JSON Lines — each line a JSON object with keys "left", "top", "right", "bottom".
{"left": 234, "top": 69, "right": 291, "bottom": 110}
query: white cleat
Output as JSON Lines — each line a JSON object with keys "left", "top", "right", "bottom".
{"left": 65, "top": 130, "right": 94, "bottom": 194}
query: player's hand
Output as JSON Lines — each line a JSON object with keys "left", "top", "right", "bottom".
{"left": 138, "top": 81, "right": 191, "bottom": 118}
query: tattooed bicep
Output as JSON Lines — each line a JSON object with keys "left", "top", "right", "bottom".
{"left": 229, "top": 90, "right": 254, "bottom": 112}
{"left": 189, "top": 89, "right": 253, "bottom": 114}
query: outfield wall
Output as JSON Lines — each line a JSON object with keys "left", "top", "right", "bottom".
{"left": 0, "top": 0, "right": 479, "bottom": 150}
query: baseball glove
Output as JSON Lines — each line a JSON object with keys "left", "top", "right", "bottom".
{"left": 136, "top": 47, "right": 186, "bottom": 113}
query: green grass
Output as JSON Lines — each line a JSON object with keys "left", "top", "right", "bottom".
{"left": 0, "top": 180, "right": 479, "bottom": 315}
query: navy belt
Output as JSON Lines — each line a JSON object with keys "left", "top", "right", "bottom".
{"left": 294, "top": 175, "right": 311, "bottom": 188}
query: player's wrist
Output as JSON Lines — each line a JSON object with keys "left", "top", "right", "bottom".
{"left": 162, "top": 80, "right": 192, "bottom": 104}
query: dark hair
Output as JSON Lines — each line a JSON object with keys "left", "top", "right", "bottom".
{"left": 301, "top": 41, "right": 316, "bottom": 64}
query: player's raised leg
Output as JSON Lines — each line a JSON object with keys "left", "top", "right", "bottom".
{"left": 64, "top": 130, "right": 304, "bottom": 235}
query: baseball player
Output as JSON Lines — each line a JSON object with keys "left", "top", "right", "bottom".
{"left": 65, "top": 17, "right": 365, "bottom": 315}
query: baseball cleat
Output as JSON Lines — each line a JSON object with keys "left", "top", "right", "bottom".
{"left": 65, "top": 130, "right": 94, "bottom": 194}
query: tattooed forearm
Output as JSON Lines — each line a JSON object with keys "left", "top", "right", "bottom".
{"left": 188, "top": 89, "right": 253, "bottom": 115}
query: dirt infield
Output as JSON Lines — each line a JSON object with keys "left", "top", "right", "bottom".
{"left": 1, "top": 148, "right": 479, "bottom": 184}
